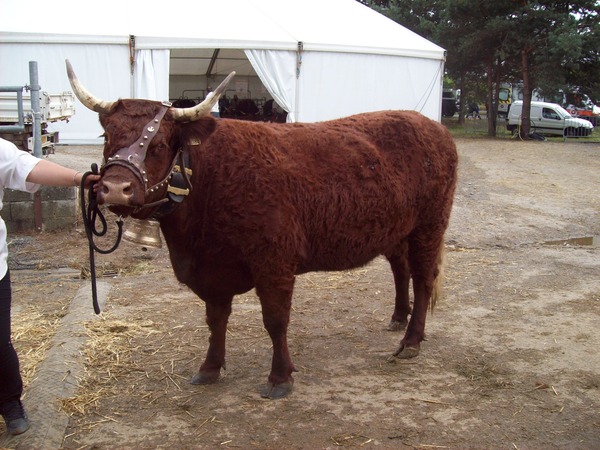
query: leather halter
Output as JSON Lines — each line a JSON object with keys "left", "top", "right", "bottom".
{"left": 101, "top": 101, "right": 193, "bottom": 215}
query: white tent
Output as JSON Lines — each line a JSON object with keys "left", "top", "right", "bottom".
{"left": 0, "top": 0, "right": 446, "bottom": 144}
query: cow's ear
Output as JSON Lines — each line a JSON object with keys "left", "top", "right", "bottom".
{"left": 178, "top": 115, "right": 217, "bottom": 146}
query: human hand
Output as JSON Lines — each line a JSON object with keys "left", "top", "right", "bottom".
{"left": 75, "top": 172, "right": 101, "bottom": 190}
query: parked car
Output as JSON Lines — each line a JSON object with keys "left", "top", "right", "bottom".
{"left": 507, "top": 101, "right": 593, "bottom": 137}
{"left": 442, "top": 89, "right": 457, "bottom": 117}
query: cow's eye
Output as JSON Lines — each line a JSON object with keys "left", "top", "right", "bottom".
{"left": 145, "top": 143, "right": 160, "bottom": 159}
{"left": 153, "top": 142, "right": 167, "bottom": 154}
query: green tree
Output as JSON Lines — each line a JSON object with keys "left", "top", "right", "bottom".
{"left": 548, "top": 1, "right": 600, "bottom": 103}
{"left": 364, "top": 0, "right": 600, "bottom": 137}
{"left": 368, "top": 0, "right": 515, "bottom": 135}
{"left": 444, "top": 2, "right": 515, "bottom": 134}
{"left": 507, "top": 2, "right": 581, "bottom": 135}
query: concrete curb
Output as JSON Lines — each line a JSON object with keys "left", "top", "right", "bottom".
{"left": 1, "top": 281, "right": 110, "bottom": 449}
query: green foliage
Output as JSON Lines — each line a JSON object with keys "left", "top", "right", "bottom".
{"left": 362, "top": 0, "right": 600, "bottom": 129}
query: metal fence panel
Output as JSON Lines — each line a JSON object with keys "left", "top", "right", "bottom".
{"left": 460, "top": 114, "right": 600, "bottom": 142}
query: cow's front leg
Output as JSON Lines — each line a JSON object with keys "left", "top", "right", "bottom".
{"left": 256, "top": 274, "right": 296, "bottom": 399}
{"left": 191, "top": 297, "right": 232, "bottom": 385}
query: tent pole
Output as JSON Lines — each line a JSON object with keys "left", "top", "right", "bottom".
{"left": 437, "top": 53, "right": 447, "bottom": 122}
{"left": 129, "top": 35, "right": 136, "bottom": 97}
{"left": 206, "top": 49, "right": 220, "bottom": 80}
{"left": 294, "top": 42, "right": 303, "bottom": 122}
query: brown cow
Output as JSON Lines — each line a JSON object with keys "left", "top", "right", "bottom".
{"left": 66, "top": 61, "right": 457, "bottom": 399}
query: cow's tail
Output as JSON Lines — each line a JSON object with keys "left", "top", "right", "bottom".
{"left": 430, "top": 238, "right": 447, "bottom": 312}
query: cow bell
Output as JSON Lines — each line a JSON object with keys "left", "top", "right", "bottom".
{"left": 123, "top": 218, "right": 162, "bottom": 249}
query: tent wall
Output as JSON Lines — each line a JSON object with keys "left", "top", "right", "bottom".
{"left": 0, "top": 42, "right": 130, "bottom": 144}
{"left": 296, "top": 51, "right": 444, "bottom": 123}
{"left": 134, "top": 49, "right": 170, "bottom": 102}
{"left": 243, "top": 49, "right": 445, "bottom": 123}
{"left": 1, "top": 42, "right": 444, "bottom": 142}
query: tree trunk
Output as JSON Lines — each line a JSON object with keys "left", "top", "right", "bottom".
{"left": 492, "top": 57, "right": 503, "bottom": 137}
{"left": 520, "top": 47, "right": 533, "bottom": 138}
{"left": 458, "top": 70, "right": 466, "bottom": 125}
{"left": 486, "top": 61, "right": 496, "bottom": 136}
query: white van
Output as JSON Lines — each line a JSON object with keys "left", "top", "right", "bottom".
{"left": 506, "top": 100, "right": 593, "bottom": 137}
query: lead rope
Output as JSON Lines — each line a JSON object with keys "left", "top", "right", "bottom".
{"left": 79, "top": 163, "right": 124, "bottom": 314}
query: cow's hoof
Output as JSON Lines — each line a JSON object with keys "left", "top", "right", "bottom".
{"left": 191, "top": 371, "right": 220, "bottom": 385}
{"left": 391, "top": 345, "right": 420, "bottom": 360}
{"left": 260, "top": 381, "right": 293, "bottom": 399}
{"left": 386, "top": 320, "right": 408, "bottom": 332}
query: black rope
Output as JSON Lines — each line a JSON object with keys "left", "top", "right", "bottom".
{"left": 79, "top": 164, "right": 123, "bottom": 314}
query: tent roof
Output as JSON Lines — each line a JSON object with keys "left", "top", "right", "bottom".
{"left": 1, "top": 0, "right": 445, "bottom": 61}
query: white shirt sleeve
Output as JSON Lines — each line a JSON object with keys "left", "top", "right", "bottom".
{"left": 0, "top": 138, "right": 42, "bottom": 279}
{"left": 0, "top": 138, "right": 41, "bottom": 192}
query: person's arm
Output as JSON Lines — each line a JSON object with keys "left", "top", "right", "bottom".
{"left": 26, "top": 159, "right": 100, "bottom": 189}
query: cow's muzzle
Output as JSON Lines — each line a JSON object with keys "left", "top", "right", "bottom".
{"left": 97, "top": 179, "right": 134, "bottom": 206}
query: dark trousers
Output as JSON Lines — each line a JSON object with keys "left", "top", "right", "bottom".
{"left": 0, "top": 269, "right": 23, "bottom": 410}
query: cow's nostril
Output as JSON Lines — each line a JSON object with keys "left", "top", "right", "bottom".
{"left": 100, "top": 180, "right": 136, "bottom": 205}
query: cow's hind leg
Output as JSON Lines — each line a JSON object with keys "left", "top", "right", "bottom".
{"left": 255, "top": 274, "right": 297, "bottom": 399}
{"left": 191, "top": 297, "right": 232, "bottom": 385}
{"left": 386, "top": 241, "right": 411, "bottom": 331}
{"left": 393, "top": 235, "right": 445, "bottom": 359}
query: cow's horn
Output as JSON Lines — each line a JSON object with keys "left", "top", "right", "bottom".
{"left": 65, "top": 59, "right": 115, "bottom": 114}
{"left": 171, "top": 71, "right": 236, "bottom": 122}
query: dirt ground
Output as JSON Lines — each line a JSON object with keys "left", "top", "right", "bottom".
{"left": 2, "top": 137, "right": 599, "bottom": 449}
